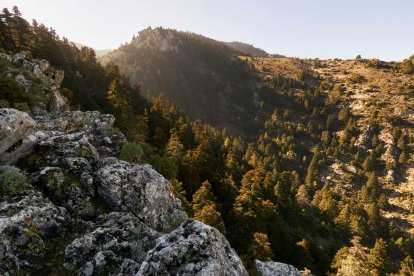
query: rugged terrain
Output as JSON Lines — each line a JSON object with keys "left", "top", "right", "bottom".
{"left": 100, "top": 27, "right": 276, "bottom": 137}
{"left": 0, "top": 53, "right": 302, "bottom": 275}
{"left": 314, "top": 58, "right": 414, "bottom": 234}
{"left": 247, "top": 56, "right": 414, "bottom": 235}
{"left": 1, "top": 8, "right": 413, "bottom": 274}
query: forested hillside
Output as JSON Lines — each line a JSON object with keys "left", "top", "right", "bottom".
{"left": 100, "top": 27, "right": 281, "bottom": 137}
{"left": 1, "top": 7, "right": 413, "bottom": 275}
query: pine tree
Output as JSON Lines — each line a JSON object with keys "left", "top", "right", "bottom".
{"left": 248, "top": 232, "right": 274, "bottom": 262}
{"left": 166, "top": 130, "right": 184, "bottom": 158}
{"left": 305, "top": 147, "right": 322, "bottom": 192}
{"left": 398, "top": 151, "right": 408, "bottom": 165}
{"left": 398, "top": 256, "right": 414, "bottom": 276}
{"left": 368, "top": 238, "right": 390, "bottom": 276}
{"left": 312, "top": 185, "right": 339, "bottom": 218}
{"left": 170, "top": 178, "right": 192, "bottom": 215}
{"left": 362, "top": 152, "right": 375, "bottom": 172}
{"left": 397, "top": 133, "right": 408, "bottom": 151}
{"left": 192, "top": 181, "right": 226, "bottom": 234}
{"left": 360, "top": 172, "right": 381, "bottom": 203}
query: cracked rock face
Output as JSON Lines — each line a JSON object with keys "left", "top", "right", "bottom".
{"left": 96, "top": 158, "right": 188, "bottom": 232}
{"left": 255, "top": 260, "right": 301, "bottom": 276}
{"left": 0, "top": 107, "right": 249, "bottom": 275}
{"left": 0, "top": 109, "right": 36, "bottom": 161}
{"left": 0, "top": 191, "right": 69, "bottom": 271}
{"left": 64, "top": 212, "right": 160, "bottom": 275}
{"left": 138, "top": 220, "right": 248, "bottom": 276}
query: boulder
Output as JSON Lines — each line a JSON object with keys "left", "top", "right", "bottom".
{"left": 255, "top": 260, "right": 301, "bottom": 276}
{"left": 95, "top": 158, "right": 187, "bottom": 232}
{"left": 14, "top": 73, "right": 32, "bottom": 92}
{"left": 0, "top": 109, "right": 36, "bottom": 162}
{"left": 0, "top": 130, "right": 47, "bottom": 165}
{"left": 12, "top": 53, "right": 25, "bottom": 64}
{"left": 49, "top": 89, "right": 68, "bottom": 113}
{"left": 137, "top": 220, "right": 248, "bottom": 276}
{"left": 0, "top": 191, "right": 69, "bottom": 271}
{"left": 38, "top": 59, "right": 50, "bottom": 72}
{"left": 64, "top": 212, "right": 159, "bottom": 275}
{"left": 0, "top": 53, "right": 12, "bottom": 63}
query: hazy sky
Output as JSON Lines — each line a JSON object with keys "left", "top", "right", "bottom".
{"left": 3, "top": 0, "right": 414, "bottom": 60}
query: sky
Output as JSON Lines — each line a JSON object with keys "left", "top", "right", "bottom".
{"left": 3, "top": 0, "right": 414, "bottom": 61}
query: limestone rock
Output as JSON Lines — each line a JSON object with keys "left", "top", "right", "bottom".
{"left": 49, "top": 89, "right": 68, "bottom": 113}
{"left": 0, "top": 53, "right": 12, "bottom": 63}
{"left": 64, "top": 212, "right": 159, "bottom": 275}
{"left": 137, "top": 220, "right": 248, "bottom": 276}
{"left": 12, "top": 53, "right": 25, "bottom": 64}
{"left": 0, "top": 191, "right": 69, "bottom": 270}
{"left": 14, "top": 73, "right": 32, "bottom": 93}
{"left": 38, "top": 59, "right": 50, "bottom": 72}
{"left": 255, "top": 260, "right": 301, "bottom": 276}
{"left": 0, "top": 130, "right": 47, "bottom": 165}
{"left": 0, "top": 109, "right": 36, "bottom": 162}
{"left": 95, "top": 158, "right": 187, "bottom": 232}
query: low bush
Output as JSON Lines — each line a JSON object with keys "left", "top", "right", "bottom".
{"left": 0, "top": 166, "right": 30, "bottom": 194}
{"left": 119, "top": 142, "right": 144, "bottom": 163}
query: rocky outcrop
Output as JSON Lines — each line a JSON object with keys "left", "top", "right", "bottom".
{"left": 138, "top": 220, "right": 248, "bottom": 276}
{"left": 0, "top": 109, "right": 36, "bottom": 164}
{"left": 64, "top": 212, "right": 160, "bottom": 275}
{"left": 0, "top": 108, "right": 248, "bottom": 275}
{"left": 96, "top": 158, "right": 187, "bottom": 232}
{"left": 255, "top": 260, "right": 301, "bottom": 276}
{"left": 0, "top": 190, "right": 69, "bottom": 271}
{"left": 1, "top": 53, "right": 68, "bottom": 113}
{"left": 0, "top": 54, "right": 304, "bottom": 275}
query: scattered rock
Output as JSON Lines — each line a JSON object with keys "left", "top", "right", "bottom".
{"left": 64, "top": 212, "right": 159, "bottom": 275}
{"left": 138, "top": 220, "right": 248, "bottom": 276}
{"left": 0, "top": 109, "right": 36, "bottom": 162}
{"left": 14, "top": 73, "right": 32, "bottom": 93}
{"left": 95, "top": 158, "right": 187, "bottom": 232}
{"left": 0, "top": 191, "right": 69, "bottom": 271}
{"left": 255, "top": 260, "right": 302, "bottom": 276}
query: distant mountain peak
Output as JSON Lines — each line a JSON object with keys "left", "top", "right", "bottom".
{"left": 131, "top": 27, "right": 182, "bottom": 53}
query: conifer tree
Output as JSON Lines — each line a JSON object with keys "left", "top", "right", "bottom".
{"left": 248, "top": 232, "right": 274, "bottom": 262}
{"left": 398, "top": 256, "right": 414, "bottom": 276}
{"left": 166, "top": 130, "right": 184, "bottom": 158}
{"left": 368, "top": 238, "right": 390, "bottom": 276}
{"left": 361, "top": 172, "right": 381, "bottom": 203}
{"left": 170, "top": 178, "right": 192, "bottom": 215}
{"left": 192, "top": 181, "right": 226, "bottom": 234}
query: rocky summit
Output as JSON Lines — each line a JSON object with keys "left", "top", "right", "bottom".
{"left": 0, "top": 53, "right": 300, "bottom": 275}
{"left": 0, "top": 105, "right": 245, "bottom": 275}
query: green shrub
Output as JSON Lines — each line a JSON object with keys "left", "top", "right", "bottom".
{"left": 147, "top": 154, "right": 178, "bottom": 179}
{"left": 14, "top": 102, "right": 29, "bottom": 111}
{"left": 101, "top": 125, "right": 122, "bottom": 137}
{"left": 0, "top": 99, "right": 9, "bottom": 108}
{"left": 0, "top": 76, "right": 24, "bottom": 103}
{"left": 0, "top": 166, "right": 30, "bottom": 194}
{"left": 119, "top": 142, "right": 144, "bottom": 163}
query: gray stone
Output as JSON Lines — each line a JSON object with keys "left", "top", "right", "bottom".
{"left": 137, "top": 220, "right": 248, "bottom": 276}
{"left": 64, "top": 212, "right": 160, "bottom": 274}
{"left": 255, "top": 260, "right": 302, "bottom": 276}
{"left": 0, "top": 191, "right": 69, "bottom": 270}
{"left": 0, "top": 130, "right": 47, "bottom": 165}
{"left": 0, "top": 109, "right": 36, "bottom": 163}
{"left": 95, "top": 158, "right": 187, "bottom": 232}
{"left": 12, "top": 53, "right": 25, "bottom": 64}
{"left": 49, "top": 89, "right": 68, "bottom": 113}
{"left": 38, "top": 59, "right": 50, "bottom": 72}
{"left": 14, "top": 73, "right": 32, "bottom": 92}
